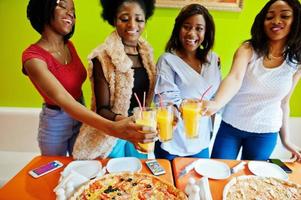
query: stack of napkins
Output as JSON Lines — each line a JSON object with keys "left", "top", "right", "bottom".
{"left": 53, "top": 160, "right": 104, "bottom": 200}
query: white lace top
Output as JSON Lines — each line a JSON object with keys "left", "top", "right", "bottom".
{"left": 223, "top": 52, "right": 299, "bottom": 133}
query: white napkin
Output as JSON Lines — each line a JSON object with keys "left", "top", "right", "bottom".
{"left": 53, "top": 161, "right": 105, "bottom": 200}
{"left": 197, "top": 177, "right": 212, "bottom": 200}
{"left": 54, "top": 170, "right": 89, "bottom": 200}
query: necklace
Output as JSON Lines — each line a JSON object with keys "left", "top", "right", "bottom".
{"left": 267, "top": 53, "right": 284, "bottom": 60}
{"left": 40, "top": 38, "right": 68, "bottom": 64}
{"left": 54, "top": 46, "right": 68, "bottom": 65}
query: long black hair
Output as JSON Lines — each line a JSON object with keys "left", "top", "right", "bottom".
{"left": 247, "top": 0, "right": 301, "bottom": 64}
{"left": 27, "top": 0, "right": 75, "bottom": 41}
{"left": 165, "top": 4, "right": 215, "bottom": 64}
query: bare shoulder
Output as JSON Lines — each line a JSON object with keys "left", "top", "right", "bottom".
{"left": 295, "top": 66, "right": 301, "bottom": 80}
{"left": 234, "top": 42, "right": 253, "bottom": 60}
{"left": 23, "top": 58, "right": 48, "bottom": 76}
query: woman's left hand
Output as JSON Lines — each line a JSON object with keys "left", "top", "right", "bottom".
{"left": 283, "top": 142, "right": 301, "bottom": 162}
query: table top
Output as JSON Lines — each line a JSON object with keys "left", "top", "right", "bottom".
{"left": 0, "top": 156, "right": 173, "bottom": 200}
{"left": 172, "top": 157, "right": 301, "bottom": 200}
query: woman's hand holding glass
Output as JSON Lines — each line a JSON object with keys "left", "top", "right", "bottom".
{"left": 201, "top": 100, "right": 222, "bottom": 116}
{"left": 111, "top": 116, "right": 157, "bottom": 147}
{"left": 133, "top": 107, "right": 158, "bottom": 153}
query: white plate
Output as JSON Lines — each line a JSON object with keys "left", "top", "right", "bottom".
{"left": 106, "top": 157, "right": 142, "bottom": 173}
{"left": 248, "top": 161, "right": 288, "bottom": 180}
{"left": 61, "top": 160, "right": 102, "bottom": 180}
{"left": 194, "top": 159, "right": 231, "bottom": 180}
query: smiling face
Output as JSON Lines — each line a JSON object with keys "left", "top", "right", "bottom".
{"left": 264, "top": 0, "right": 293, "bottom": 42}
{"left": 115, "top": 1, "right": 146, "bottom": 46}
{"left": 50, "top": 0, "right": 75, "bottom": 35}
{"left": 179, "top": 14, "right": 206, "bottom": 54}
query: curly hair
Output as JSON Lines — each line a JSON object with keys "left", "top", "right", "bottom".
{"left": 100, "top": 0, "right": 155, "bottom": 26}
{"left": 248, "top": 0, "right": 301, "bottom": 64}
{"left": 165, "top": 4, "right": 215, "bottom": 64}
{"left": 27, "top": 0, "right": 75, "bottom": 41}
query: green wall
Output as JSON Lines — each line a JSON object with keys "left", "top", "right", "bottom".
{"left": 0, "top": 0, "right": 300, "bottom": 116}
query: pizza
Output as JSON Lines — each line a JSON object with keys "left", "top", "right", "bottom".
{"left": 223, "top": 175, "right": 301, "bottom": 200}
{"left": 70, "top": 172, "right": 187, "bottom": 200}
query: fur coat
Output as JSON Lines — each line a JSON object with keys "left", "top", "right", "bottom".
{"left": 73, "top": 31, "right": 156, "bottom": 159}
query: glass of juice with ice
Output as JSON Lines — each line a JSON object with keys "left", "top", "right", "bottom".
{"left": 156, "top": 105, "right": 174, "bottom": 142}
{"left": 181, "top": 99, "right": 202, "bottom": 139}
{"left": 133, "top": 107, "right": 157, "bottom": 153}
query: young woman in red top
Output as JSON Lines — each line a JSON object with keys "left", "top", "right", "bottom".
{"left": 22, "top": 0, "right": 156, "bottom": 156}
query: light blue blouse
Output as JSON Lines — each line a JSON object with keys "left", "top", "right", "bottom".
{"left": 154, "top": 52, "right": 221, "bottom": 156}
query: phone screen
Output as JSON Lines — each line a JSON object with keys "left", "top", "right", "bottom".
{"left": 32, "top": 161, "right": 61, "bottom": 175}
{"left": 145, "top": 160, "right": 165, "bottom": 176}
{"left": 268, "top": 159, "right": 292, "bottom": 173}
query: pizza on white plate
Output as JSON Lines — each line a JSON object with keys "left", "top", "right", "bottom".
{"left": 223, "top": 175, "right": 301, "bottom": 200}
{"left": 70, "top": 172, "right": 187, "bottom": 200}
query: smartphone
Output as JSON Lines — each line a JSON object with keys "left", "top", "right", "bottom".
{"left": 28, "top": 160, "right": 64, "bottom": 178}
{"left": 267, "top": 159, "right": 292, "bottom": 173}
{"left": 145, "top": 160, "right": 166, "bottom": 176}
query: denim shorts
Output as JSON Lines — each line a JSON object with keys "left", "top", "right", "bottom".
{"left": 38, "top": 104, "right": 82, "bottom": 156}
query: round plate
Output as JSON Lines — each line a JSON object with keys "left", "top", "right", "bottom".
{"left": 248, "top": 161, "right": 288, "bottom": 180}
{"left": 194, "top": 159, "right": 231, "bottom": 179}
{"left": 106, "top": 157, "right": 142, "bottom": 173}
{"left": 61, "top": 160, "right": 102, "bottom": 179}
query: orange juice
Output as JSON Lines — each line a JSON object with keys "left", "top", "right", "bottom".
{"left": 157, "top": 106, "right": 173, "bottom": 142}
{"left": 182, "top": 100, "right": 201, "bottom": 138}
{"left": 134, "top": 108, "right": 156, "bottom": 153}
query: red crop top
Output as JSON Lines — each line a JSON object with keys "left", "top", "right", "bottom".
{"left": 22, "top": 41, "right": 87, "bottom": 105}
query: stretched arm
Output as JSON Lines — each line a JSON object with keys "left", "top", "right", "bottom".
{"left": 203, "top": 43, "right": 253, "bottom": 115}
{"left": 279, "top": 69, "right": 301, "bottom": 161}
{"left": 23, "top": 58, "right": 154, "bottom": 143}
{"left": 93, "top": 58, "right": 124, "bottom": 121}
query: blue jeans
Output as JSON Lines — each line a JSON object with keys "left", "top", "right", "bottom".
{"left": 154, "top": 141, "right": 209, "bottom": 161}
{"left": 211, "top": 121, "right": 278, "bottom": 160}
{"left": 38, "top": 106, "right": 81, "bottom": 156}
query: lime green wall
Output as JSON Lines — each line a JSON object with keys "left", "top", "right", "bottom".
{"left": 0, "top": 0, "right": 300, "bottom": 116}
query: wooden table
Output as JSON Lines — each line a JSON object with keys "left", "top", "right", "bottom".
{"left": 0, "top": 156, "right": 173, "bottom": 200}
{"left": 172, "top": 157, "right": 301, "bottom": 200}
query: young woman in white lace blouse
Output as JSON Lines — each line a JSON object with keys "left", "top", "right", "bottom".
{"left": 203, "top": 0, "right": 301, "bottom": 161}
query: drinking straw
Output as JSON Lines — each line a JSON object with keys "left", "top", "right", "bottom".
{"left": 134, "top": 93, "right": 143, "bottom": 111}
{"left": 143, "top": 91, "right": 146, "bottom": 110}
{"left": 200, "top": 85, "right": 213, "bottom": 102}
{"left": 158, "top": 93, "right": 163, "bottom": 108}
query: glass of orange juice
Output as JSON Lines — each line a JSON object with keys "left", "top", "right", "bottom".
{"left": 156, "top": 105, "right": 174, "bottom": 142}
{"left": 181, "top": 99, "right": 202, "bottom": 139}
{"left": 133, "top": 107, "right": 157, "bottom": 153}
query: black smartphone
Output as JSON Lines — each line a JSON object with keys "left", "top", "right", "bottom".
{"left": 267, "top": 159, "right": 292, "bottom": 174}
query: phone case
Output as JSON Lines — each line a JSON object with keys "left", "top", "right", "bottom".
{"left": 28, "top": 160, "right": 63, "bottom": 178}
{"left": 145, "top": 160, "right": 166, "bottom": 176}
{"left": 267, "top": 159, "right": 292, "bottom": 173}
